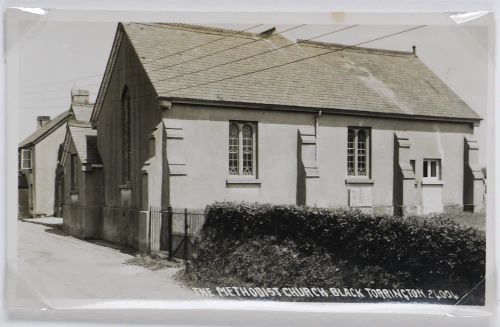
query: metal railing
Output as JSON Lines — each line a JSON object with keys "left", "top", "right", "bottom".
{"left": 149, "top": 206, "right": 205, "bottom": 259}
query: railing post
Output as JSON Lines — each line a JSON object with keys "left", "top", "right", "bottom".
{"left": 184, "top": 208, "right": 189, "bottom": 258}
{"left": 148, "top": 206, "right": 152, "bottom": 255}
{"left": 168, "top": 205, "right": 173, "bottom": 259}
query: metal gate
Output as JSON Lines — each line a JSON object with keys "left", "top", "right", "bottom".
{"left": 149, "top": 206, "right": 205, "bottom": 259}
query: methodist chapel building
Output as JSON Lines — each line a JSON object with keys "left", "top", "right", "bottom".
{"left": 59, "top": 23, "right": 484, "bottom": 249}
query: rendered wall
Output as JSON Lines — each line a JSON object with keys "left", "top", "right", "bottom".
{"left": 33, "top": 124, "right": 67, "bottom": 216}
{"left": 164, "top": 104, "right": 313, "bottom": 210}
{"left": 317, "top": 114, "right": 472, "bottom": 214}
{"left": 164, "top": 104, "right": 474, "bottom": 214}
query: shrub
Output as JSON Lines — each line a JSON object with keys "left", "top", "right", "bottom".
{"left": 186, "top": 235, "right": 411, "bottom": 290}
{"left": 184, "top": 235, "right": 484, "bottom": 304}
{"left": 201, "top": 202, "right": 485, "bottom": 284}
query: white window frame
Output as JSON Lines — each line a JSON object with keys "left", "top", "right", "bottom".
{"left": 21, "top": 149, "right": 32, "bottom": 170}
{"left": 228, "top": 121, "right": 257, "bottom": 178}
{"left": 423, "top": 158, "right": 441, "bottom": 181}
{"left": 347, "top": 127, "right": 371, "bottom": 178}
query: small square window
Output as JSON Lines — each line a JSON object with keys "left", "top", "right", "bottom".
{"left": 21, "top": 149, "right": 32, "bottom": 170}
{"left": 423, "top": 159, "right": 441, "bottom": 180}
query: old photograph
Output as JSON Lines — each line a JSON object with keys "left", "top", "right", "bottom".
{"left": 9, "top": 12, "right": 488, "bottom": 308}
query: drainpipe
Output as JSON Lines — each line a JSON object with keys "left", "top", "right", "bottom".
{"left": 315, "top": 110, "right": 322, "bottom": 136}
{"left": 315, "top": 110, "right": 322, "bottom": 160}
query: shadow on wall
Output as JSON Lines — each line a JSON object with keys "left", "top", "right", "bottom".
{"left": 296, "top": 132, "right": 306, "bottom": 206}
{"left": 18, "top": 173, "right": 30, "bottom": 219}
{"left": 393, "top": 135, "right": 403, "bottom": 217}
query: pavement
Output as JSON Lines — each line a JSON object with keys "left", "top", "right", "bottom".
{"left": 21, "top": 217, "right": 63, "bottom": 228}
{"left": 11, "top": 221, "right": 196, "bottom": 309}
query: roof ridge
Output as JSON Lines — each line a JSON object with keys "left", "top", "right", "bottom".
{"left": 298, "top": 39, "right": 416, "bottom": 56}
{"left": 133, "top": 23, "right": 262, "bottom": 39}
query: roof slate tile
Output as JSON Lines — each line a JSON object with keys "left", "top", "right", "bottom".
{"left": 120, "top": 23, "right": 480, "bottom": 122}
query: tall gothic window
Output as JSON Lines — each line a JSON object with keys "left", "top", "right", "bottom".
{"left": 121, "top": 86, "right": 131, "bottom": 184}
{"left": 228, "top": 124, "right": 239, "bottom": 175}
{"left": 70, "top": 153, "right": 78, "bottom": 191}
{"left": 242, "top": 124, "right": 254, "bottom": 175}
{"left": 228, "top": 122, "right": 257, "bottom": 177}
{"left": 347, "top": 129, "right": 355, "bottom": 176}
{"left": 347, "top": 127, "right": 370, "bottom": 177}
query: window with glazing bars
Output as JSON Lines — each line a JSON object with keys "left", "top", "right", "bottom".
{"left": 423, "top": 159, "right": 441, "bottom": 180}
{"left": 20, "top": 149, "right": 32, "bottom": 170}
{"left": 347, "top": 127, "right": 370, "bottom": 177}
{"left": 228, "top": 122, "right": 257, "bottom": 176}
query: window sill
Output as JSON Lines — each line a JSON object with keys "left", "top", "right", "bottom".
{"left": 118, "top": 183, "right": 132, "bottom": 190}
{"left": 345, "top": 177, "right": 374, "bottom": 185}
{"left": 226, "top": 177, "right": 261, "bottom": 185}
{"left": 421, "top": 180, "right": 444, "bottom": 185}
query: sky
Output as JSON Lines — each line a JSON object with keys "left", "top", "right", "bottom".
{"left": 8, "top": 12, "right": 490, "bottom": 166}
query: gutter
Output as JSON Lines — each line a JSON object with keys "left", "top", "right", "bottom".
{"left": 159, "top": 96, "right": 482, "bottom": 125}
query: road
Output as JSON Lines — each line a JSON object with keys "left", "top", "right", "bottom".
{"left": 8, "top": 222, "right": 492, "bottom": 327}
{"left": 12, "top": 221, "right": 195, "bottom": 309}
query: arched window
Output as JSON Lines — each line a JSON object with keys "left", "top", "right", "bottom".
{"left": 228, "top": 124, "right": 239, "bottom": 175}
{"left": 228, "top": 122, "right": 257, "bottom": 177}
{"left": 121, "top": 86, "right": 131, "bottom": 184}
{"left": 357, "top": 129, "right": 367, "bottom": 176}
{"left": 242, "top": 124, "right": 254, "bottom": 175}
{"left": 347, "top": 129, "right": 355, "bottom": 176}
{"left": 346, "top": 127, "right": 370, "bottom": 177}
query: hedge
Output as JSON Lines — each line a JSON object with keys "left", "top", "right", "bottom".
{"left": 201, "top": 202, "right": 485, "bottom": 284}
{"left": 188, "top": 235, "right": 412, "bottom": 288}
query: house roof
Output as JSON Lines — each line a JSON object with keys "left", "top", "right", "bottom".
{"left": 92, "top": 23, "right": 481, "bottom": 123}
{"left": 67, "top": 121, "right": 102, "bottom": 164}
{"left": 19, "top": 110, "right": 70, "bottom": 148}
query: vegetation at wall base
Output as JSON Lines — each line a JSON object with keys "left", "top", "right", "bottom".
{"left": 182, "top": 202, "right": 485, "bottom": 305}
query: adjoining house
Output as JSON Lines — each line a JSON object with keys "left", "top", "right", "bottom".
{"left": 18, "top": 110, "right": 70, "bottom": 218}
{"left": 62, "top": 23, "right": 484, "bottom": 251}
{"left": 58, "top": 121, "right": 102, "bottom": 237}
{"left": 54, "top": 90, "right": 103, "bottom": 237}
{"left": 18, "top": 89, "right": 96, "bottom": 219}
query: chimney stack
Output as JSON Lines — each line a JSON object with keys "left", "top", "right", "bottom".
{"left": 71, "top": 89, "right": 90, "bottom": 105}
{"left": 37, "top": 116, "right": 51, "bottom": 129}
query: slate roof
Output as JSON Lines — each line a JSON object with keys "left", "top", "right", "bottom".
{"left": 71, "top": 104, "right": 93, "bottom": 122}
{"left": 68, "top": 121, "right": 102, "bottom": 164}
{"left": 94, "top": 23, "right": 480, "bottom": 123}
{"left": 19, "top": 110, "right": 70, "bottom": 148}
